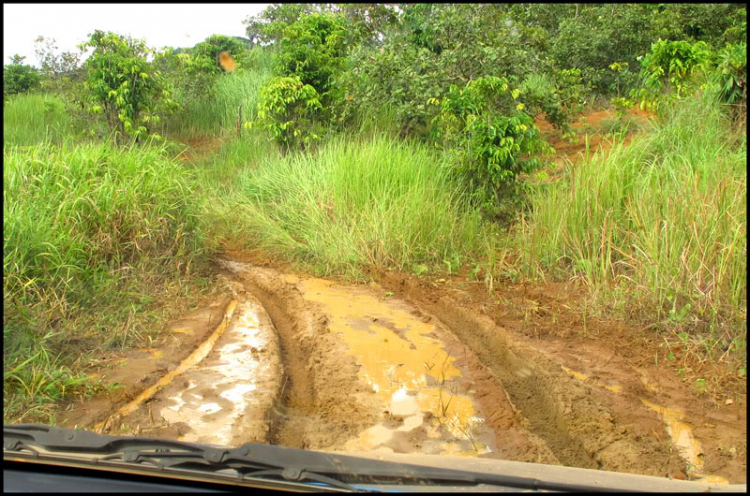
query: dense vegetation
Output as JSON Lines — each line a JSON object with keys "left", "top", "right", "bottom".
{"left": 3, "top": 3, "right": 746, "bottom": 423}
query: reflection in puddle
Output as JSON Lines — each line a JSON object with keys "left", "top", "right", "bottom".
{"left": 298, "top": 278, "right": 490, "bottom": 456}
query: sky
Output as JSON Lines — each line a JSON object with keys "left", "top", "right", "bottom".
{"left": 3, "top": 3, "right": 270, "bottom": 66}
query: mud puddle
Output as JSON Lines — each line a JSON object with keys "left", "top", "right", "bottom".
{"left": 221, "top": 261, "right": 504, "bottom": 457}
{"left": 89, "top": 286, "right": 283, "bottom": 446}
{"left": 374, "top": 269, "right": 744, "bottom": 483}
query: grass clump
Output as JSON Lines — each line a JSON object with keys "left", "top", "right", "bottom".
{"left": 208, "top": 133, "right": 491, "bottom": 278}
{"left": 189, "top": 132, "right": 280, "bottom": 192}
{"left": 166, "top": 59, "right": 273, "bottom": 138}
{"left": 3, "top": 93, "right": 84, "bottom": 147}
{"left": 3, "top": 140, "right": 212, "bottom": 421}
{"left": 516, "top": 94, "right": 746, "bottom": 351}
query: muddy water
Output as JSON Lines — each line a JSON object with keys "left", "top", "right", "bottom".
{"left": 95, "top": 292, "right": 282, "bottom": 446}
{"left": 289, "top": 275, "right": 493, "bottom": 456}
{"left": 158, "top": 295, "right": 282, "bottom": 446}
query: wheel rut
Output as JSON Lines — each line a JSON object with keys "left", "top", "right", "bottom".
{"left": 236, "top": 273, "right": 316, "bottom": 448}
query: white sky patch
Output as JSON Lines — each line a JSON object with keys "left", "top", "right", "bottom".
{"left": 3, "top": 3, "right": 270, "bottom": 66}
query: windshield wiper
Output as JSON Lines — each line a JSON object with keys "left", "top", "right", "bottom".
{"left": 4, "top": 424, "right": 621, "bottom": 492}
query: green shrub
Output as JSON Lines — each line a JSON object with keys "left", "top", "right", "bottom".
{"left": 715, "top": 41, "right": 747, "bottom": 106}
{"left": 276, "top": 12, "right": 348, "bottom": 99}
{"left": 337, "top": 42, "right": 444, "bottom": 138}
{"left": 434, "top": 76, "right": 552, "bottom": 205}
{"left": 3, "top": 55, "right": 41, "bottom": 99}
{"left": 253, "top": 76, "right": 324, "bottom": 149}
{"left": 255, "top": 12, "right": 350, "bottom": 149}
{"left": 611, "top": 97, "right": 636, "bottom": 119}
{"left": 80, "top": 30, "right": 178, "bottom": 143}
{"left": 191, "top": 34, "right": 249, "bottom": 74}
{"left": 632, "top": 39, "right": 714, "bottom": 112}
{"left": 519, "top": 69, "right": 589, "bottom": 131}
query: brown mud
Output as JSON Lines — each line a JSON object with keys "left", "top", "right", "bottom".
{"left": 531, "top": 106, "right": 654, "bottom": 184}
{"left": 176, "top": 135, "right": 225, "bottom": 164}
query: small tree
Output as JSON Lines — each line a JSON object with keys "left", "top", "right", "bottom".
{"left": 252, "top": 76, "right": 323, "bottom": 150}
{"left": 632, "top": 39, "right": 714, "bottom": 110}
{"left": 34, "top": 36, "right": 83, "bottom": 83}
{"left": 434, "top": 76, "right": 553, "bottom": 212}
{"left": 3, "top": 55, "right": 42, "bottom": 99}
{"left": 190, "top": 34, "right": 249, "bottom": 74}
{"left": 80, "top": 30, "right": 177, "bottom": 143}
{"left": 276, "top": 12, "right": 349, "bottom": 100}
{"left": 253, "top": 12, "right": 350, "bottom": 149}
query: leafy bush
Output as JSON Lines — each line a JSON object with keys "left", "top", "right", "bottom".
{"left": 255, "top": 12, "right": 351, "bottom": 149}
{"left": 3, "top": 55, "right": 41, "bottom": 99}
{"left": 550, "top": 4, "right": 656, "bottom": 95}
{"left": 244, "top": 4, "right": 397, "bottom": 48}
{"left": 519, "top": 69, "right": 589, "bottom": 131}
{"left": 632, "top": 39, "right": 714, "bottom": 112}
{"left": 244, "top": 4, "right": 326, "bottom": 45}
{"left": 276, "top": 12, "right": 348, "bottom": 98}
{"left": 715, "top": 41, "right": 747, "bottom": 107}
{"left": 191, "top": 34, "right": 249, "bottom": 74}
{"left": 80, "top": 30, "right": 178, "bottom": 143}
{"left": 338, "top": 4, "right": 586, "bottom": 138}
{"left": 434, "top": 76, "right": 552, "bottom": 204}
{"left": 611, "top": 97, "right": 636, "bottom": 119}
{"left": 547, "top": 4, "right": 743, "bottom": 96}
{"left": 253, "top": 76, "right": 323, "bottom": 149}
{"left": 337, "top": 42, "right": 444, "bottom": 137}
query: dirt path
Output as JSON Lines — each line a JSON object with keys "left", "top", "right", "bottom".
{"left": 61, "top": 259, "right": 744, "bottom": 485}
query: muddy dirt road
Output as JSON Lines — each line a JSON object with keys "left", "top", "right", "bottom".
{"left": 62, "top": 260, "right": 746, "bottom": 485}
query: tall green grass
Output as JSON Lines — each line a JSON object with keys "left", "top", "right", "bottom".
{"left": 3, "top": 93, "right": 80, "bottom": 146}
{"left": 207, "top": 134, "right": 492, "bottom": 278}
{"left": 190, "top": 132, "right": 280, "bottom": 193}
{"left": 515, "top": 94, "right": 746, "bottom": 342}
{"left": 166, "top": 47, "right": 274, "bottom": 138}
{"left": 4, "top": 141, "right": 212, "bottom": 421}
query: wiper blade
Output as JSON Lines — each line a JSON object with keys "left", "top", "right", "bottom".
{"left": 4, "top": 424, "right": 621, "bottom": 492}
{"left": 4, "top": 424, "right": 354, "bottom": 491}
